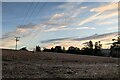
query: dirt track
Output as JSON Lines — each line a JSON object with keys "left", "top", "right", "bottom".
{"left": 2, "top": 49, "right": 120, "bottom": 78}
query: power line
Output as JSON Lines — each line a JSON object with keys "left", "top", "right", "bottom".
{"left": 23, "top": 2, "right": 47, "bottom": 25}
{"left": 26, "top": 2, "right": 40, "bottom": 23}
{"left": 36, "top": 2, "right": 47, "bottom": 19}
{"left": 23, "top": 2, "right": 34, "bottom": 25}
{"left": 26, "top": 2, "right": 47, "bottom": 23}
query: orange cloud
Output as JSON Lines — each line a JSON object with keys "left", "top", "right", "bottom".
{"left": 90, "top": 3, "right": 118, "bottom": 12}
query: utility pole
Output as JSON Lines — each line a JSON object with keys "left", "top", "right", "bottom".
{"left": 15, "top": 37, "right": 20, "bottom": 50}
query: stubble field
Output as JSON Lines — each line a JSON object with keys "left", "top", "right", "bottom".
{"left": 2, "top": 49, "right": 120, "bottom": 79}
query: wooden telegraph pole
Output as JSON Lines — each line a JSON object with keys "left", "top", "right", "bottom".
{"left": 15, "top": 37, "right": 20, "bottom": 50}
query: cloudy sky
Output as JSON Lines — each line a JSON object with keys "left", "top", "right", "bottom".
{"left": 1, "top": 2, "right": 118, "bottom": 50}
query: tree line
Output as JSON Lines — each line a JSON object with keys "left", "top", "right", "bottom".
{"left": 42, "top": 40, "right": 103, "bottom": 56}
{"left": 20, "top": 36, "right": 120, "bottom": 58}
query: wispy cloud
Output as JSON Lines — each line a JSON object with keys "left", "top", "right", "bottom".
{"left": 2, "top": 23, "right": 40, "bottom": 39}
{"left": 78, "top": 3, "right": 118, "bottom": 26}
{"left": 96, "top": 11, "right": 118, "bottom": 20}
{"left": 57, "top": 2, "right": 79, "bottom": 10}
{"left": 42, "top": 32, "right": 118, "bottom": 49}
{"left": 1, "top": 39, "right": 22, "bottom": 49}
{"left": 96, "top": 18, "right": 118, "bottom": 25}
{"left": 90, "top": 3, "right": 118, "bottom": 12}
{"left": 41, "top": 37, "right": 74, "bottom": 43}
{"left": 44, "top": 26, "right": 96, "bottom": 32}
{"left": 107, "top": 27, "right": 118, "bottom": 31}
{"left": 78, "top": 12, "right": 102, "bottom": 26}
{"left": 42, "top": 2, "right": 91, "bottom": 33}
{"left": 1, "top": 23, "right": 46, "bottom": 48}
{"left": 51, "top": 13, "right": 65, "bottom": 19}
{"left": 2, "top": 2, "right": 118, "bottom": 49}
{"left": 81, "top": 6, "right": 87, "bottom": 9}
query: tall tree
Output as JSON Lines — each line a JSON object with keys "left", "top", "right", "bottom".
{"left": 88, "top": 40, "right": 93, "bottom": 49}
{"left": 36, "top": 46, "right": 41, "bottom": 52}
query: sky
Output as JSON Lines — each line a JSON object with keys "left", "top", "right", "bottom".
{"left": 1, "top": 2, "right": 118, "bottom": 50}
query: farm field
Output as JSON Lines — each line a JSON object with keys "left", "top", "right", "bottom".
{"left": 2, "top": 49, "right": 120, "bottom": 79}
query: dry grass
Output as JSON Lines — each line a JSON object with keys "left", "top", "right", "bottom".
{"left": 2, "top": 49, "right": 120, "bottom": 79}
